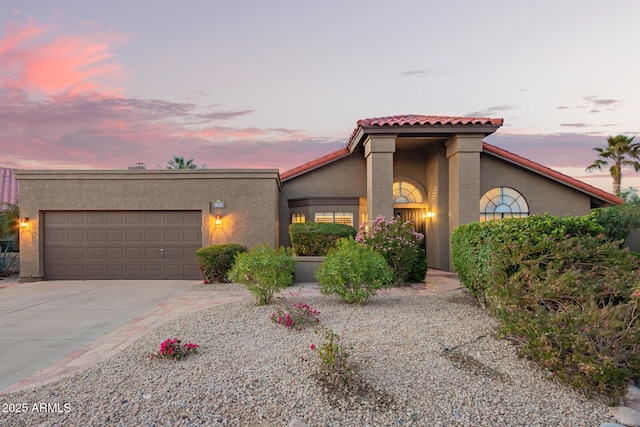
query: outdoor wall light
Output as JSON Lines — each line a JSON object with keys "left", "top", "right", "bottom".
{"left": 425, "top": 209, "right": 435, "bottom": 219}
{"left": 214, "top": 213, "right": 222, "bottom": 228}
{"left": 20, "top": 217, "right": 30, "bottom": 229}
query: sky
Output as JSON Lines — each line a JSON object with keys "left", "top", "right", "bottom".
{"left": 1, "top": 0, "right": 639, "bottom": 195}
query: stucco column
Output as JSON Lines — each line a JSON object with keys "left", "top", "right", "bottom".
{"left": 364, "top": 135, "right": 396, "bottom": 220}
{"left": 446, "top": 134, "right": 483, "bottom": 240}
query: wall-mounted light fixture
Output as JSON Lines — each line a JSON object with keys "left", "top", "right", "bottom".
{"left": 425, "top": 209, "right": 435, "bottom": 219}
{"left": 214, "top": 213, "right": 222, "bottom": 228}
{"left": 20, "top": 217, "right": 30, "bottom": 229}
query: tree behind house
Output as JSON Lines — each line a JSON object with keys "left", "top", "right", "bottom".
{"left": 167, "top": 156, "right": 198, "bottom": 169}
{"left": 586, "top": 134, "right": 640, "bottom": 197}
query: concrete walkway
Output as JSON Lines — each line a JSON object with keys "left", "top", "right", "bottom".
{"left": 0, "top": 270, "right": 462, "bottom": 395}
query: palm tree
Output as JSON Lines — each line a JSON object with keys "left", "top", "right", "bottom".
{"left": 586, "top": 135, "right": 640, "bottom": 197}
{"left": 0, "top": 203, "right": 20, "bottom": 251}
{"left": 166, "top": 155, "right": 198, "bottom": 169}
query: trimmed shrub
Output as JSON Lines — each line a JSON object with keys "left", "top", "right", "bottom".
{"left": 315, "top": 238, "right": 393, "bottom": 304}
{"left": 356, "top": 215, "right": 426, "bottom": 284}
{"left": 488, "top": 233, "right": 640, "bottom": 398}
{"left": 196, "top": 244, "right": 247, "bottom": 283}
{"left": 228, "top": 244, "right": 295, "bottom": 305}
{"left": 589, "top": 201, "right": 640, "bottom": 242}
{"left": 451, "top": 214, "right": 605, "bottom": 301}
{"left": 289, "top": 222, "right": 356, "bottom": 256}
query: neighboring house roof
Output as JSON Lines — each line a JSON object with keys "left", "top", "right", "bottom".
{"left": 348, "top": 114, "right": 504, "bottom": 149}
{"left": 0, "top": 168, "right": 18, "bottom": 208}
{"left": 482, "top": 142, "right": 622, "bottom": 206}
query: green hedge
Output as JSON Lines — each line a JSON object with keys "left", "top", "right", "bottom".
{"left": 196, "top": 244, "right": 247, "bottom": 283}
{"left": 451, "top": 214, "right": 604, "bottom": 301}
{"left": 289, "top": 222, "right": 356, "bottom": 256}
{"left": 589, "top": 201, "right": 640, "bottom": 242}
{"left": 451, "top": 214, "right": 639, "bottom": 398}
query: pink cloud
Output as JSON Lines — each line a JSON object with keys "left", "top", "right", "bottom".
{"left": 0, "top": 19, "right": 126, "bottom": 97}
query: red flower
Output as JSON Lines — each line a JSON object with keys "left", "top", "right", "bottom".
{"left": 309, "top": 343, "right": 316, "bottom": 350}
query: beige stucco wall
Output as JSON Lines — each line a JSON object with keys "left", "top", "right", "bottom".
{"left": 480, "top": 155, "right": 592, "bottom": 216}
{"left": 279, "top": 154, "right": 367, "bottom": 246}
{"left": 424, "top": 144, "right": 450, "bottom": 270}
{"left": 15, "top": 169, "right": 280, "bottom": 280}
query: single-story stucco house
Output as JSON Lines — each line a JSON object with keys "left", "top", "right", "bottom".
{"left": 14, "top": 115, "right": 621, "bottom": 281}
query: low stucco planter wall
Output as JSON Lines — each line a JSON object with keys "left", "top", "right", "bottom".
{"left": 293, "top": 256, "right": 324, "bottom": 283}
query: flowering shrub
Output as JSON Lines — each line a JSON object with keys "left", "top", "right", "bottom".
{"left": 309, "top": 327, "right": 355, "bottom": 386}
{"left": 271, "top": 300, "right": 320, "bottom": 330}
{"left": 315, "top": 237, "right": 393, "bottom": 304}
{"left": 356, "top": 215, "right": 426, "bottom": 284}
{"left": 151, "top": 338, "right": 199, "bottom": 360}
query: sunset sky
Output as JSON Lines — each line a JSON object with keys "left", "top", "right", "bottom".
{"left": 1, "top": 1, "right": 639, "bottom": 194}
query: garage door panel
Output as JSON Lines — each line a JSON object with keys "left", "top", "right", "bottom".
{"left": 87, "top": 229, "right": 105, "bottom": 242}
{"left": 107, "top": 248, "right": 124, "bottom": 259}
{"left": 44, "top": 211, "right": 201, "bottom": 280}
{"left": 87, "top": 212, "right": 105, "bottom": 225}
{"left": 106, "top": 230, "right": 123, "bottom": 242}
{"left": 87, "top": 265, "right": 105, "bottom": 278}
{"left": 145, "top": 229, "right": 162, "bottom": 242}
{"left": 88, "top": 248, "right": 104, "bottom": 259}
{"left": 106, "top": 212, "right": 124, "bottom": 224}
{"left": 183, "top": 211, "right": 200, "bottom": 224}
{"left": 126, "top": 211, "right": 143, "bottom": 224}
{"left": 126, "top": 247, "right": 143, "bottom": 260}
{"left": 184, "top": 229, "right": 200, "bottom": 242}
{"left": 125, "top": 230, "right": 143, "bottom": 242}
{"left": 68, "top": 230, "right": 85, "bottom": 242}
{"left": 68, "top": 212, "right": 86, "bottom": 225}
{"left": 164, "top": 229, "right": 181, "bottom": 241}
{"left": 68, "top": 248, "right": 85, "bottom": 260}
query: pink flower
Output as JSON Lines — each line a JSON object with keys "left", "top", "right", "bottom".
{"left": 309, "top": 343, "right": 316, "bottom": 350}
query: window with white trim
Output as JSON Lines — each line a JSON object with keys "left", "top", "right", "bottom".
{"left": 480, "top": 187, "right": 529, "bottom": 221}
{"left": 393, "top": 181, "right": 423, "bottom": 203}
{"left": 314, "top": 212, "right": 354, "bottom": 227}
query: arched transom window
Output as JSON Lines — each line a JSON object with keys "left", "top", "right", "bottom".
{"left": 393, "top": 181, "right": 423, "bottom": 203}
{"left": 480, "top": 187, "right": 529, "bottom": 221}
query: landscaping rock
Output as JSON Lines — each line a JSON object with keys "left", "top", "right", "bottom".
{"left": 609, "top": 406, "right": 640, "bottom": 426}
{"left": 628, "top": 384, "right": 640, "bottom": 400}
{"left": 289, "top": 418, "right": 310, "bottom": 427}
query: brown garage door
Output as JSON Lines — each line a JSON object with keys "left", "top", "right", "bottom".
{"left": 44, "top": 211, "right": 202, "bottom": 280}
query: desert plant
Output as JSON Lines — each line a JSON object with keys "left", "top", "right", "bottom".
{"left": 228, "top": 244, "right": 295, "bottom": 305}
{"left": 356, "top": 215, "right": 426, "bottom": 284}
{"left": 0, "top": 246, "right": 18, "bottom": 277}
{"left": 196, "top": 244, "right": 247, "bottom": 283}
{"left": 309, "top": 327, "right": 356, "bottom": 386}
{"left": 315, "top": 238, "right": 393, "bottom": 304}
{"left": 289, "top": 222, "right": 356, "bottom": 256}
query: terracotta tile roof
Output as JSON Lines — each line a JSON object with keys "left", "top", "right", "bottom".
{"left": 348, "top": 115, "right": 504, "bottom": 145}
{"left": 280, "top": 148, "right": 350, "bottom": 181}
{"left": 0, "top": 168, "right": 18, "bottom": 208}
{"left": 483, "top": 142, "right": 622, "bottom": 206}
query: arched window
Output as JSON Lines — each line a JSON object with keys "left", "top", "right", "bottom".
{"left": 393, "top": 181, "right": 423, "bottom": 203}
{"left": 480, "top": 187, "right": 529, "bottom": 221}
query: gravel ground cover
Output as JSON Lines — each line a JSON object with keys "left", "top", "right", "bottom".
{"left": 1, "top": 288, "right": 616, "bottom": 426}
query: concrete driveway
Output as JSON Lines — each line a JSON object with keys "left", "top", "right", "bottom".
{"left": 0, "top": 279, "right": 197, "bottom": 391}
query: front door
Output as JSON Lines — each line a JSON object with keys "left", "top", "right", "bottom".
{"left": 393, "top": 208, "right": 426, "bottom": 249}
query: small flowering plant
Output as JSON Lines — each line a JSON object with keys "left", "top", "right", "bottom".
{"left": 308, "top": 327, "right": 356, "bottom": 386}
{"left": 271, "top": 299, "right": 320, "bottom": 331}
{"left": 150, "top": 338, "right": 199, "bottom": 360}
